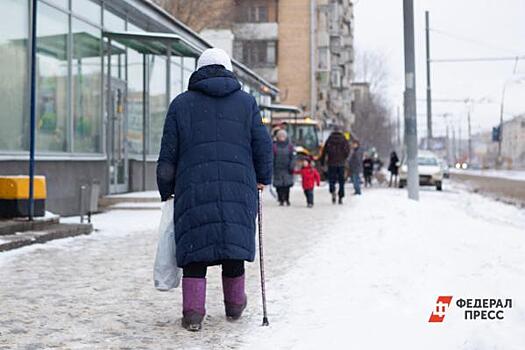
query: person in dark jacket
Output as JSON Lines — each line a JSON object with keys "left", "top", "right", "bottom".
{"left": 362, "top": 152, "right": 374, "bottom": 187}
{"left": 156, "top": 48, "right": 272, "bottom": 331}
{"left": 348, "top": 140, "right": 363, "bottom": 195}
{"left": 273, "top": 129, "right": 295, "bottom": 206}
{"left": 294, "top": 158, "right": 321, "bottom": 207}
{"left": 320, "top": 126, "right": 350, "bottom": 204}
{"left": 388, "top": 151, "right": 400, "bottom": 187}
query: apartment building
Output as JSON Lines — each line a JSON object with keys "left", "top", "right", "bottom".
{"left": 315, "top": 0, "right": 355, "bottom": 129}
{"left": 200, "top": 0, "right": 355, "bottom": 129}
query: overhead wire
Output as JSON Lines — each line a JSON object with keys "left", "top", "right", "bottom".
{"left": 429, "top": 27, "right": 523, "bottom": 56}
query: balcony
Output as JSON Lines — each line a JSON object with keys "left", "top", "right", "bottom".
{"left": 232, "top": 22, "right": 278, "bottom": 41}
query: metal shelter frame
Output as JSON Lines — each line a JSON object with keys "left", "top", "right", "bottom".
{"left": 102, "top": 31, "right": 201, "bottom": 191}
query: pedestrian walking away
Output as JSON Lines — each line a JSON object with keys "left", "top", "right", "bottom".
{"left": 320, "top": 126, "right": 350, "bottom": 204}
{"left": 388, "top": 151, "right": 400, "bottom": 187}
{"left": 348, "top": 140, "right": 363, "bottom": 195}
{"left": 272, "top": 129, "right": 295, "bottom": 206}
{"left": 362, "top": 152, "right": 374, "bottom": 188}
{"left": 294, "top": 158, "right": 321, "bottom": 207}
{"left": 156, "top": 48, "right": 273, "bottom": 332}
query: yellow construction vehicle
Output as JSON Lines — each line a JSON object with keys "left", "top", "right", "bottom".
{"left": 259, "top": 104, "right": 321, "bottom": 157}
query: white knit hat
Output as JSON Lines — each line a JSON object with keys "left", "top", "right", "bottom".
{"left": 196, "top": 48, "right": 233, "bottom": 71}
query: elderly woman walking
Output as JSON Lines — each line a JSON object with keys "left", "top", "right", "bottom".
{"left": 156, "top": 48, "right": 272, "bottom": 331}
{"left": 272, "top": 129, "right": 295, "bottom": 206}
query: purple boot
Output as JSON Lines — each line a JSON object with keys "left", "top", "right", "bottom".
{"left": 182, "top": 277, "right": 206, "bottom": 331}
{"left": 222, "top": 274, "right": 247, "bottom": 320}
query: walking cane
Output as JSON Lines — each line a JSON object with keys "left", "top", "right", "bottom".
{"left": 258, "top": 188, "right": 270, "bottom": 326}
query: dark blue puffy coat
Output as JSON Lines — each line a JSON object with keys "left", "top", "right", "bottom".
{"left": 156, "top": 65, "right": 273, "bottom": 267}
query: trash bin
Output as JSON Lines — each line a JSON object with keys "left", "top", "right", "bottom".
{"left": 80, "top": 181, "right": 100, "bottom": 223}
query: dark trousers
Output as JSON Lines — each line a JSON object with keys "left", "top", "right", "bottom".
{"left": 276, "top": 186, "right": 291, "bottom": 204}
{"left": 183, "top": 259, "right": 245, "bottom": 278}
{"left": 389, "top": 173, "right": 398, "bottom": 187}
{"left": 364, "top": 173, "right": 372, "bottom": 187}
{"left": 304, "top": 189, "right": 314, "bottom": 205}
{"left": 328, "top": 166, "right": 346, "bottom": 198}
{"left": 351, "top": 173, "right": 362, "bottom": 194}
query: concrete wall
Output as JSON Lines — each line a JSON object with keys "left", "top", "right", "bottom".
{"left": 0, "top": 159, "right": 162, "bottom": 215}
{"left": 199, "top": 29, "right": 235, "bottom": 56}
{"left": 233, "top": 22, "right": 278, "bottom": 40}
{"left": 0, "top": 160, "right": 108, "bottom": 216}
{"left": 278, "top": 0, "right": 311, "bottom": 110}
{"left": 129, "top": 159, "right": 157, "bottom": 192}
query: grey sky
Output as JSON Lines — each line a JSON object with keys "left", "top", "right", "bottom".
{"left": 354, "top": 0, "right": 525, "bottom": 138}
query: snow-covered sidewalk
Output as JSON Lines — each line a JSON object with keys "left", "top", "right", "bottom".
{"left": 246, "top": 185, "right": 525, "bottom": 349}
{"left": 0, "top": 183, "right": 524, "bottom": 349}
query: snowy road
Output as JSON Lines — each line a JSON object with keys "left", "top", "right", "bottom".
{"left": 450, "top": 170, "right": 525, "bottom": 206}
{"left": 1, "top": 183, "right": 524, "bottom": 349}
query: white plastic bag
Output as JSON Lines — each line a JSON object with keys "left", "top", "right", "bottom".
{"left": 153, "top": 198, "right": 182, "bottom": 291}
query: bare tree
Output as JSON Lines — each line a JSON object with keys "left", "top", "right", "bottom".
{"left": 354, "top": 50, "right": 391, "bottom": 95}
{"left": 352, "top": 50, "right": 395, "bottom": 158}
{"left": 153, "top": 0, "right": 235, "bottom": 32}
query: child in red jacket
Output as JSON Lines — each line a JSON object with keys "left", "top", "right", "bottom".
{"left": 295, "top": 158, "right": 321, "bottom": 207}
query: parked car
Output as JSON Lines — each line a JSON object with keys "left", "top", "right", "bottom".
{"left": 399, "top": 151, "right": 444, "bottom": 191}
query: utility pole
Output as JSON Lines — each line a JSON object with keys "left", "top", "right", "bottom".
{"left": 452, "top": 127, "right": 456, "bottom": 163}
{"left": 28, "top": 0, "right": 38, "bottom": 220}
{"left": 467, "top": 109, "right": 472, "bottom": 164}
{"left": 442, "top": 113, "right": 450, "bottom": 164}
{"left": 425, "top": 10, "right": 433, "bottom": 145}
{"left": 458, "top": 122, "right": 463, "bottom": 162}
{"left": 497, "top": 90, "right": 504, "bottom": 168}
{"left": 446, "top": 123, "right": 450, "bottom": 164}
{"left": 403, "top": 0, "right": 419, "bottom": 200}
{"left": 397, "top": 105, "right": 401, "bottom": 147}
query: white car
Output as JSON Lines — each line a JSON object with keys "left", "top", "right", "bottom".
{"left": 399, "top": 151, "right": 444, "bottom": 191}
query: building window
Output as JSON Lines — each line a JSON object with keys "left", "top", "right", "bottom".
{"left": 237, "top": 4, "right": 270, "bottom": 23}
{"left": 36, "top": 3, "right": 69, "bottom": 152}
{"left": 104, "top": 8, "right": 126, "bottom": 79}
{"left": 127, "top": 48, "right": 144, "bottom": 155}
{"left": 72, "top": 0, "right": 101, "bottom": 26}
{"left": 236, "top": 40, "right": 277, "bottom": 67}
{"left": 318, "top": 47, "right": 330, "bottom": 71}
{"left": 46, "top": 0, "right": 69, "bottom": 10}
{"left": 183, "top": 57, "right": 196, "bottom": 91}
{"left": 103, "top": 7, "right": 126, "bottom": 31}
{"left": 233, "top": 40, "right": 243, "bottom": 62}
{"left": 331, "top": 70, "right": 342, "bottom": 88}
{"left": 72, "top": 18, "right": 103, "bottom": 153}
{"left": 267, "top": 41, "right": 276, "bottom": 65}
{"left": 330, "top": 36, "right": 341, "bottom": 53}
{"left": 170, "top": 57, "right": 183, "bottom": 100}
{"left": 0, "top": 0, "right": 29, "bottom": 152}
{"left": 255, "top": 6, "right": 269, "bottom": 22}
{"left": 149, "top": 56, "right": 167, "bottom": 155}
